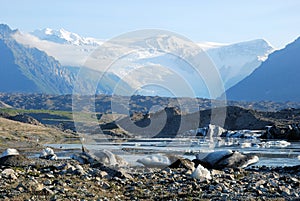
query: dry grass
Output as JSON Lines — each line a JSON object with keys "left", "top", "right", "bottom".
{"left": 0, "top": 117, "right": 78, "bottom": 148}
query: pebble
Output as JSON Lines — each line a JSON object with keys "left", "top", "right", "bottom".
{"left": 43, "top": 179, "right": 52, "bottom": 185}
{"left": 101, "top": 181, "right": 111, "bottom": 189}
{"left": 0, "top": 156, "right": 299, "bottom": 200}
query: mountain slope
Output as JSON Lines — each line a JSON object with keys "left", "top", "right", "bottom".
{"left": 207, "top": 39, "right": 273, "bottom": 89}
{"left": 0, "top": 24, "right": 74, "bottom": 94}
{"left": 225, "top": 37, "right": 300, "bottom": 102}
{"left": 0, "top": 24, "right": 132, "bottom": 95}
{"left": 0, "top": 38, "right": 39, "bottom": 93}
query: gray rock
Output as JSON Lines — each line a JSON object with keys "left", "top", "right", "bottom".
{"left": 100, "top": 181, "right": 111, "bottom": 189}
{"left": 100, "top": 171, "right": 108, "bottom": 178}
{"left": 0, "top": 155, "right": 30, "bottom": 167}
{"left": 66, "top": 164, "right": 76, "bottom": 173}
{"left": 15, "top": 183, "right": 27, "bottom": 193}
{"left": 43, "top": 179, "right": 52, "bottom": 185}
{"left": 71, "top": 152, "right": 92, "bottom": 164}
{"left": 279, "top": 185, "right": 291, "bottom": 196}
{"left": 169, "top": 158, "right": 194, "bottom": 171}
{"left": 74, "top": 164, "right": 86, "bottom": 175}
{"left": 42, "top": 187, "right": 55, "bottom": 195}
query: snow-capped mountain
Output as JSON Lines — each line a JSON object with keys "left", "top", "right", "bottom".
{"left": 0, "top": 24, "right": 131, "bottom": 95}
{"left": 13, "top": 27, "right": 274, "bottom": 97}
{"left": 206, "top": 39, "right": 274, "bottom": 89}
{"left": 31, "top": 28, "right": 102, "bottom": 46}
{"left": 0, "top": 24, "right": 74, "bottom": 94}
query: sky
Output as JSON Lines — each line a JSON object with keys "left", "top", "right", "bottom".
{"left": 1, "top": 0, "right": 300, "bottom": 49}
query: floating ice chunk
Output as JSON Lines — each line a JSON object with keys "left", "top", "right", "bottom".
{"left": 40, "top": 147, "right": 57, "bottom": 160}
{"left": 206, "top": 124, "right": 226, "bottom": 138}
{"left": 275, "top": 140, "right": 291, "bottom": 147}
{"left": 261, "top": 140, "right": 291, "bottom": 148}
{"left": 196, "top": 150, "right": 233, "bottom": 167}
{"left": 137, "top": 154, "right": 171, "bottom": 168}
{"left": 251, "top": 143, "right": 260, "bottom": 148}
{"left": 0, "top": 148, "right": 19, "bottom": 158}
{"left": 241, "top": 155, "right": 259, "bottom": 168}
{"left": 240, "top": 142, "right": 252, "bottom": 148}
{"left": 74, "top": 149, "right": 128, "bottom": 167}
{"left": 196, "top": 127, "right": 208, "bottom": 136}
{"left": 191, "top": 164, "right": 212, "bottom": 181}
{"left": 193, "top": 124, "right": 226, "bottom": 137}
{"left": 240, "top": 142, "right": 261, "bottom": 148}
{"left": 195, "top": 150, "right": 259, "bottom": 169}
{"left": 88, "top": 150, "right": 125, "bottom": 166}
{"left": 222, "top": 130, "right": 260, "bottom": 139}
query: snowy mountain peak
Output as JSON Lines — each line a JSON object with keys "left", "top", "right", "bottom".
{"left": 206, "top": 39, "right": 274, "bottom": 89}
{"left": 0, "top": 23, "right": 18, "bottom": 38}
{"left": 31, "top": 28, "right": 102, "bottom": 46}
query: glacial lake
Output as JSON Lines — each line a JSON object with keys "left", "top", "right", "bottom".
{"left": 45, "top": 136, "right": 300, "bottom": 168}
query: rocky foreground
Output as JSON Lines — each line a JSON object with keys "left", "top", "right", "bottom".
{"left": 0, "top": 156, "right": 300, "bottom": 201}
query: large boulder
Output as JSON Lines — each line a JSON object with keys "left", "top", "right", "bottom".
{"left": 0, "top": 148, "right": 30, "bottom": 167}
{"left": 169, "top": 158, "right": 195, "bottom": 171}
{"left": 194, "top": 150, "right": 259, "bottom": 170}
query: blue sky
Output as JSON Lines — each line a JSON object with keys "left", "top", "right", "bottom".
{"left": 1, "top": 0, "right": 300, "bottom": 48}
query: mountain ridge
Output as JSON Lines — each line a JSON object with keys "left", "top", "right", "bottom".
{"left": 225, "top": 37, "right": 300, "bottom": 102}
{"left": 31, "top": 28, "right": 102, "bottom": 46}
{"left": 0, "top": 24, "right": 132, "bottom": 95}
{"left": 18, "top": 27, "right": 274, "bottom": 92}
{"left": 0, "top": 24, "right": 74, "bottom": 94}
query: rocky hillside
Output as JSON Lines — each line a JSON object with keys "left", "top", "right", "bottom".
{"left": 102, "top": 106, "right": 300, "bottom": 138}
{"left": 1, "top": 92, "right": 300, "bottom": 137}
{"left": 2, "top": 93, "right": 300, "bottom": 114}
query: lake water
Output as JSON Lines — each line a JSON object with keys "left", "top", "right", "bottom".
{"left": 45, "top": 136, "right": 300, "bottom": 168}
